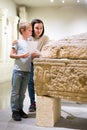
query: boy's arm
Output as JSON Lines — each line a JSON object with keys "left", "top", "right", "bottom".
{"left": 10, "top": 48, "right": 18, "bottom": 59}
{"left": 10, "top": 48, "right": 30, "bottom": 59}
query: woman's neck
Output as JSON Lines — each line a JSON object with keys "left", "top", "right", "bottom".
{"left": 34, "top": 36, "right": 42, "bottom": 41}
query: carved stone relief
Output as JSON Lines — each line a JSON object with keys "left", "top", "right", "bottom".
{"left": 34, "top": 59, "right": 87, "bottom": 103}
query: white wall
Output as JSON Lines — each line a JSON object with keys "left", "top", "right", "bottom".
{"left": 0, "top": 0, "right": 17, "bottom": 16}
{"left": 27, "top": 5, "right": 87, "bottom": 40}
{"left": 0, "top": 0, "right": 17, "bottom": 83}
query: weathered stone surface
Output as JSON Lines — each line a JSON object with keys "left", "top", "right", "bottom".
{"left": 34, "top": 33, "right": 87, "bottom": 103}
{"left": 41, "top": 33, "right": 87, "bottom": 59}
{"left": 34, "top": 58, "right": 87, "bottom": 103}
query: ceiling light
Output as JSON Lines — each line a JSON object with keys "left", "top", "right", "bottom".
{"left": 50, "top": 0, "right": 54, "bottom": 3}
{"left": 62, "top": 0, "right": 65, "bottom": 3}
{"left": 77, "top": 0, "right": 80, "bottom": 3}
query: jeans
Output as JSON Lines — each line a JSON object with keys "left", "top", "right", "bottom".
{"left": 28, "top": 62, "right": 35, "bottom": 104}
{"left": 11, "top": 70, "right": 29, "bottom": 112}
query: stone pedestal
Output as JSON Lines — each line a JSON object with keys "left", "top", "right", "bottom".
{"left": 36, "top": 96, "right": 61, "bottom": 127}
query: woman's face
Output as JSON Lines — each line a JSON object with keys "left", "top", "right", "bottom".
{"left": 34, "top": 23, "right": 43, "bottom": 39}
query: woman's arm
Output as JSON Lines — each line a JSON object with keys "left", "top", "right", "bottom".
{"left": 37, "top": 35, "right": 49, "bottom": 51}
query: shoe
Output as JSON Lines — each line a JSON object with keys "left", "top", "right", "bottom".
{"left": 12, "top": 111, "right": 21, "bottom": 121}
{"left": 76, "top": 102, "right": 82, "bottom": 104}
{"left": 19, "top": 109, "right": 28, "bottom": 118}
{"left": 29, "top": 102, "right": 36, "bottom": 112}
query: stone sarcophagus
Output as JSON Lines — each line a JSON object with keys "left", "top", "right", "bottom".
{"left": 33, "top": 33, "right": 87, "bottom": 127}
{"left": 34, "top": 58, "right": 87, "bottom": 103}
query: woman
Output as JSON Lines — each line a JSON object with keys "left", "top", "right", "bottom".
{"left": 28, "top": 19, "right": 49, "bottom": 112}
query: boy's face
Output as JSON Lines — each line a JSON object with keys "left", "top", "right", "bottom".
{"left": 23, "top": 26, "right": 32, "bottom": 38}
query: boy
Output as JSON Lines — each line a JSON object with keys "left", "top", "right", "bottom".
{"left": 10, "top": 22, "right": 37, "bottom": 121}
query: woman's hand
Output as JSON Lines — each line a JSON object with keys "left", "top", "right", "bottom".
{"left": 12, "top": 40, "right": 18, "bottom": 46}
{"left": 31, "top": 51, "right": 40, "bottom": 59}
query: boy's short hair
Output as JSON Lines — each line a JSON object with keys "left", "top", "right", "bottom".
{"left": 19, "top": 22, "right": 32, "bottom": 34}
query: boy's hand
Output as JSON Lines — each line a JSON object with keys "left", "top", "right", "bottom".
{"left": 21, "top": 52, "right": 30, "bottom": 58}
